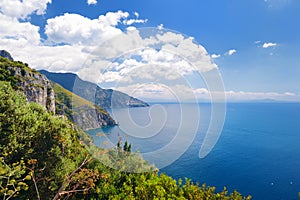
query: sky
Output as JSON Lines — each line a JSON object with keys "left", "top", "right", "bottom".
{"left": 0, "top": 0, "right": 300, "bottom": 102}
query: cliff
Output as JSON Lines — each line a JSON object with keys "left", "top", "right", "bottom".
{"left": 53, "top": 83, "right": 116, "bottom": 130}
{"left": 0, "top": 56, "right": 55, "bottom": 113}
{"left": 39, "top": 70, "right": 149, "bottom": 108}
{"left": 0, "top": 53, "right": 115, "bottom": 130}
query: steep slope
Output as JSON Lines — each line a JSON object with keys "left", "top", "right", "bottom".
{"left": 53, "top": 83, "right": 116, "bottom": 130}
{"left": 0, "top": 50, "right": 13, "bottom": 61}
{"left": 0, "top": 56, "right": 55, "bottom": 113}
{"left": 40, "top": 70, "right": 149, "bottom": 108}
{"left": 0, "top": 53, "right": 115, "bottom": 130}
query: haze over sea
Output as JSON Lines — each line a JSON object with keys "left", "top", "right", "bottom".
{"left": 87, "top": 103, "right": 300, "bottom": 199}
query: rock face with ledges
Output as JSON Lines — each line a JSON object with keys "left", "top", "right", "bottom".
{"left": 0, "top": 56, "right": 55, "bottom": 113}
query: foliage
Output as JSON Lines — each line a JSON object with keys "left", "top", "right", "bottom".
{"left": 0, "top": 81, "right": 251, "bottom": 199}
{"left": 0, "top": 81, "right": 96, "bottom": 199}
{"left": 53, "top": 83, "right": 115, "bottom": 129}
{"left": 0, "top": 57, "right": 38, "bottom": 90}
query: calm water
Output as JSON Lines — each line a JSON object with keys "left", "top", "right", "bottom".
{"left": 87, "top": 103, "right": 300, "bottom": 199}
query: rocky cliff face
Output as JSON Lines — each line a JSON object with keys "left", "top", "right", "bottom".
{"left": 53, "top": 83, "right": 116, "bottom": 130}
{"left": 72, "top": 105, "right": 116, "bottom": 130}
{"left": 0, "top": 57, "right": 55, "bottom": 113}
{"left": 0, "top": 52, "right": 116, "bottom": 130}
{"left": 15, "top": 67, "right": 55, "bottom": 113}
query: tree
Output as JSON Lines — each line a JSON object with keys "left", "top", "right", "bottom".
{"left": 0, "top": 81, "right": 97, "bottom": 199}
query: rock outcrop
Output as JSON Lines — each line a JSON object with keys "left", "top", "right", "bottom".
{"left": 53, "top": 83, "right": 116, "bottom": 130}
{"left": 0, "top": 50, "right": 13, "bottom": 61}
{"left": 72, "top": 105, "right": 116, "bottom": 130}
{"left": 0, "top": 56, "right": 55, "bottom": 113}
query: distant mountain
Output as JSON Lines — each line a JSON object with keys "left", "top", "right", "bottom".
{"left": 40, "top": 70, "right": 149, "bottom": 108}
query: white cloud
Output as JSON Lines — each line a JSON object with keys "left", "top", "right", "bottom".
{"left": 78, "top": 28, "right": 217, "bottom": 85}
{"left": 226, "top": 49, "right": 237, "bottom": 56}
{"left": 158, "top": 24, "right": 164, "bottom": 30}
{"left": 262, "top": 42, "right": 277, "bottom": 48}
{"left": 123, "top": 18, "right": 148, "bottom": 25}
{"left": 0, "top": 0, "right": 51, "bottom": 19}
{"left": 211, "top": 54, "right": 221, "bottom": 59}
{"left": 0, "top": 4, "right": 221, "bottom": 101}
{"left": 87, "top": 0, "right": 97, "bottom": 5}
{"left": 45, "top": 11, "right": 129, "bottom": 45}
{"left": 116, "top": 84, "right": 201, "bottom": 101}
{"left": 134, "top": 12, "right": 139, "bottom": 18}
{"left": 0, "top": 14, "right": 41, "bottom": 45}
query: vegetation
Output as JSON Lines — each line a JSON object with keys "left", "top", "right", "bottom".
{"left": 53, "top": 83, "right": 111, "bottom": 121}
{"left": 0, "top": 81, "right": 251, "bottom": 199}
{"left": 0, "top": 57, "right": 38, "bottom": 90}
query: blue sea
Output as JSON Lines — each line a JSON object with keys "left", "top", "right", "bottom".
{"left": 87, "top": 103, "right": 300, "bottom": 199}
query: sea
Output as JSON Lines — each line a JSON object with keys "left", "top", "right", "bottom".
{"left": 87, "top": 103, "right": 300, "bottom": 199}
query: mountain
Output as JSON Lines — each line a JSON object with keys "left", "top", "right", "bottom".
{"left": 39, "top": 70, "right": 149, "bottom": 108}
{"left": 0, "top": 53, "right": 115, "bottom": 130}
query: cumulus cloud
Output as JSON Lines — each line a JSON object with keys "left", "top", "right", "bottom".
{"left": 45, "top": 11, "right": 129, "bottom": 45}
{"left": 0, "top": 0, "right": 51, "bottom": 19}
{"left": 77, "top": 29, "right": 218, "bottom": 88}
{"left": 226, "top": 49, "right": 237, "bottom": 56}
{"left": 262, "top": 42, "right": 277, "bottom": 48}
{"left": 0, "top": 14, "right": 41, "bottom": 45}
{"left": 87, "top": 0, "right": 97, "bottom": 5}
{"left": 0, "top": 3, "right": 223, "bottom": 102}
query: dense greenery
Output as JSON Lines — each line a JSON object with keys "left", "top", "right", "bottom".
{"left": 0, "top": 81, "right": 251, "bottom": 199}
{"left": 0, "top": 57, "right": 36, "bottom": 90}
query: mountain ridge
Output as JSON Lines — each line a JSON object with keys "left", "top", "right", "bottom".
{"left": 39, "top": 70, "right": 149, "bottom": 109}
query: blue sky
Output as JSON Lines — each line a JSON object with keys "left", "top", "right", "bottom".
{"left": 0, "top": 0, "right": 300, "bottom": 101}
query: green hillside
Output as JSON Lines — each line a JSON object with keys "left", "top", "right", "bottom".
{"left": 53, "top": 83, "right": 116, "bottom": 129}
{"left": 0, "top": 81, "right": 251, "bottom": 199}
